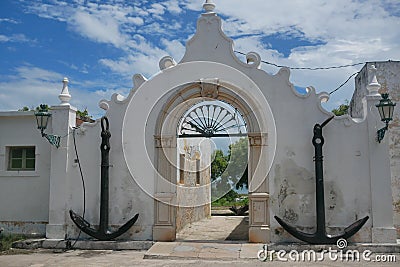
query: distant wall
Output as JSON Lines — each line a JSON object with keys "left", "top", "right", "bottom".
{"left": 176, "top": 138, "right": 211, "bottom": 232}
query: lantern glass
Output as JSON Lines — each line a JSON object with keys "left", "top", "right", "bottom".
{"left": 376, "top": 93, "right": 396, "bottom": 123}
{"left": 377, "top": 105, "right": 385, "bottom": 121}
{"left": 34, "top": 105, "right": 51, "bottom": 132}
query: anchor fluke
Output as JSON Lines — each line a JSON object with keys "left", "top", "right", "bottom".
{"left": 274, "top": 215, "right": 369, "bottom": 244}
{"left": 70, "top": 210, "right": 139, "bottom": 241}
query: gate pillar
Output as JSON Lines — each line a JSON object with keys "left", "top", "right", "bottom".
{"left": 153, "top": 135, "right": 177, "bottom": 241}
{"left": 248, "top": 132, "right": 270, "bottom": 243}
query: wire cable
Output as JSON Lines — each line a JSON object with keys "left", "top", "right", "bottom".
{"left": 328, "top": 72, "right": 359, "bottom": 95}
{"left": 234, "top": 50, "right": 365, "bottom": 70}
{"left": 66, "top": 127, "right": 86, "bottom": 250}
{"left": 234, "top": 50, "right": 372, "bottom": 95}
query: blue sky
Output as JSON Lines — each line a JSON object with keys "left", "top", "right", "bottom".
{"left": 1, "top": 0, "right": 399, "bottom": 118}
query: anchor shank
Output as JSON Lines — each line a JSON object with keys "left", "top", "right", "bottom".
{"left": 99, "top": 117, "right": 111, "bottom": 234}
{"left": 313, "top": 125, "right": 326, "bottom": 236}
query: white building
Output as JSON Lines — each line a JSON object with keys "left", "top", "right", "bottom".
{"left": 0, "top": 2, "right": 397, "bottom": 244}
{"left": 350, "top": 61, "right": 400, "bottom": 238}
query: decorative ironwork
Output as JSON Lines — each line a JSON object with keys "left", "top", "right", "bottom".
{"left": 44, "top": 134, "right": 61, "bottom": 148}
{"left": 178, "top": 103, "right": 246, "bottom": 138}
{"left": 34, "top": 104, "right": 61, "bottom": 148}
{"left": 275, "top": 116, "right": 369, "bottom": 244}
{"left": 70, "top": 116, "right": 139, "bottom": 241}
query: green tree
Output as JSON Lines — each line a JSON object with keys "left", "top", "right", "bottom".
{"left": 225, "top": 138, "right": 248, "bottom": 190}
{"left": 18, "top": 106, "right": 30, "bottom": 111}
{"left": 19, "top": 105, "right": 49, "bottom": 111}
{"left": 211, "top": 149, "right": 228, "bottom": 181}
{"left": 332, "top": 100, "right": 349, "bottom": 116}
{"left": 210, "top": 137, "right": 248, "bottom": 201}
{"left": 76, "top": 108, "right": 92, "bottom": 119}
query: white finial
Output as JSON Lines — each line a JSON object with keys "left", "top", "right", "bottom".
{"left": 203, "top": 0, "right": 216, "bottom": 13}
{"left": 59, "top": 77, "right": 71, "bottom": 105}
{"left": 366, "top": 65, "right": 381, "bottom": 96}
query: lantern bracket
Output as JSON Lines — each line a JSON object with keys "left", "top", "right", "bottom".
{"left": 34, "top": 104, "right": 61, "bottom": 148}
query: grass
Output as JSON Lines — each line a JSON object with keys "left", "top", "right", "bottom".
{"left": 211, "top": 195, "right": 248, "bottom": 208}
{"left": 0, "top": 233, "right": 26, "bottom": 252}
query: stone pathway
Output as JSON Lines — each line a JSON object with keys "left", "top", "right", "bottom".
{"left": 176, "top": 215, "right": 249, "bottom": 241}
{"left": 144, "top": 241, "right": 260, "bottom": 260}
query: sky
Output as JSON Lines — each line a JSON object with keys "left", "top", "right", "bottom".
{"left": 1, "top": 0, "right": 399, "bottom": 118}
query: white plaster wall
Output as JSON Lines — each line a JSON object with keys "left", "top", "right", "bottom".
{"left": 242, "top": 71, "right": 372, "bottom": 242}
{"left": 350, "top": 61, "right": 400, "bottom": 238}
{"left": 0, "top": 112, "right": 51, "bottom": 235}
{"left": 65, "top": 98, "right": 154, "bottom": 240}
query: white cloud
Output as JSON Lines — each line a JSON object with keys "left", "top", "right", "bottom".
{"left": 0, "top": 66, "right": 63, "bottom": 111}
{"left": 0, "top": 65, "right": 128, "bottom": 118}
{"left": 163, "top": 0, "right": 182, "bottom": 14}
{"left": 127, "top": 16, "right": 144, "bottom": 26}
{"left": 148, "top": 3, "right": 166, "bottom": 16}
{"left": 71, "top": 11, "right": 126, "bottom": 47}
{"left": 0, "top": 18, "right": 19, "bottom": 24}
{"left": 0, "top": 34, "right": 32, "bottom": 43}
{"left": 161, "top": 38, "right": 186, "bottom": 61}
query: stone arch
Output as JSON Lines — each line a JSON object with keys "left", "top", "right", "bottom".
{"left": 122, "top": 61, "right": 276, "bottom": 242}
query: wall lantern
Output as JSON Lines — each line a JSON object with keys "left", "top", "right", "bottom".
{"left": 376, "top": 93, "right": 396, "bottom": 143}
{"left": 34, "top": 104, "right": 61, "bottom": 148}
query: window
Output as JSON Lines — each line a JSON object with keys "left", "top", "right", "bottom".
{"left": 179, "top": 154, "right": 185, "bottom": 184}
{"left": 196, "top": 159, "right": 200, "bottom": 185}
{"left": 8, "top": 147, "right": 35, "bottom": 171}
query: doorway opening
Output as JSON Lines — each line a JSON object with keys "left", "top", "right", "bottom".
{"left": 175, "top": 100, "right": 249, "bottom": 242}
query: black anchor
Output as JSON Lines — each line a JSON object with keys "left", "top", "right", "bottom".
{"left": 69, "top": 116, "right": 139, "bottom": 241}
{"left": 275, "top": 116, "right": 369, "bottom": 244}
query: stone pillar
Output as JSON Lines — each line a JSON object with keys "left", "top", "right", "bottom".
{"left": 153, "top": 135, "right": 177, "bottom": 241}
{"left": 365, "top": 66, "right": 397, "bottom": 243}
{"left": 248, "top": 133, "right": 270, "bottom": 243}
{"left": 46, "top": 78, "right": 76, "bottom": 238}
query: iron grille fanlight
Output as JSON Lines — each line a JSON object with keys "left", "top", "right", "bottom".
{"left": 178, "top": 102, "right": 247, "bottom": 138}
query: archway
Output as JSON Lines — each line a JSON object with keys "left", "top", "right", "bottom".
{"left": 122, "top": 61, "right": 276, "bottom": 243}
{"left": 174, "top": 100, "right": 248, "bottom": 241}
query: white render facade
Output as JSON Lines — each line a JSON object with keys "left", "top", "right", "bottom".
{"left": 0, "top": 2, "right": 397, "bottom": 243}
{"left": 350, "top": 61, "right": 400, "bottom": 239}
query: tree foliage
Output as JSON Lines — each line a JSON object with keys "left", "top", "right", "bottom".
{"left": 18, "top": 106, "right": 30, "bottom": 111}
{"left": 19, "top": 104, "right": 49, "bottom": 112}
{"left": 76, "top": 108, "right": 92, "bottom": 119}
{"left": 226, "top": 138, "right": 248, "bottom": 190}
{"left": 332, "top": 100, "right": 349, "bottom": 116}
{"left": 211, "top": 137, "right": 248, "bottom": 200}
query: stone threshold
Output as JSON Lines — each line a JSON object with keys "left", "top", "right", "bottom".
{"left": 144, "top": 242, "right": 260, "bottom": 261}
{"left": 12, "top": 239, "right": 154, "bottom": 250}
